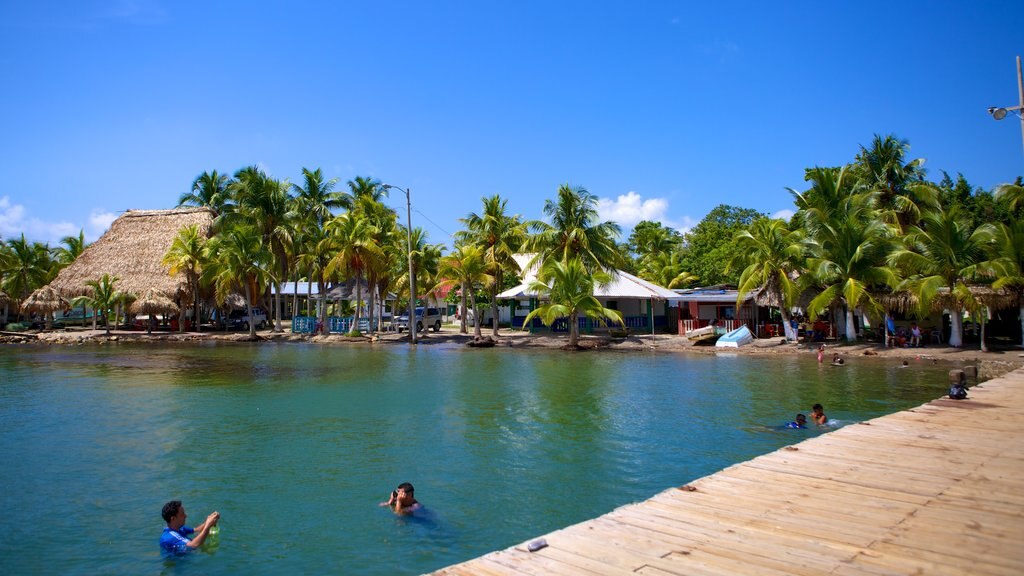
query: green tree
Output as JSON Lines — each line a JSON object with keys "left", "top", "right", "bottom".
{"left": 526, "top": 184, "right": 622, "bottom": 274}
{"left": 2, "top": 235, "right": 52, "bottom": 320}
{"left": 229, "top": 166, "right": 295, "bottom": 332}
{"left": 53, "top": 230, "right": 86, "bottom": 266}
{"left": 395, "top": 227, "right": 444, "bottom": 332}
{"left": 680, "top": 205, "right": 763, "bottom": 286}
{"left": 162, "top": 224, "right": 207, "bottom": 332}
{"left": 325, "top": 212, "right": 382, "bottom": 336}
{"left": 205, "top": 226, "right": 275, "bottom": 338}
{"left": 804, "top": 194, "right": 899, "bottom": 341}
{"left": 72, "top": 274, "right": 124, "bottom": 334}
{"left": 639, "top": 250, "right": 698, "bottom": 289}
{"left": 292, "top": 167, "right": 343, "bottom": 228}
{"left": 520, "top": 257, "right": 623, "bottom": 348}
{"left": 457, "top": 195, "right": 527, "bottom": 336}
{"left": 889, "top": 207, "right": 991, "bottom": 348}
{"left": 628, "top": 220, "right": 682, "bottom": 261}
{"left": 179, "top": 170, "right": 233, "bottom": 216}
{"left": 995, "top": 179, "right": 1024, "bottom": 212}
{"left": 852, "top": 134, "right": 933, "bottom": 229}
{"left": 731, "top": 218, "right": 805, "bottom": 341}
{"left": 436, "top": 243, "right": 492, "bottom": 338}
{"left": 976, "top": 220, "right": 1024, "bottom": 348}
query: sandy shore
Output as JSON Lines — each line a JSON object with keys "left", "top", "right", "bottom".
{"left": 6, "top": 325, "right": 1023, "bottom": 379}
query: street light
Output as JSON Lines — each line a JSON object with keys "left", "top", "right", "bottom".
{"left": 382, "top": 183, "right": 417, "bottom": 345}
{"left": 987, "top": 55, "right": 1024, "bottom": 161}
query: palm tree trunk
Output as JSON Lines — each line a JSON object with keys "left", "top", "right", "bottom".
{"left": 317, "top": 276, "right": 327, "bottom": 335}
{"left": 306, "top": 271, "right": 313, "bottom": 317}
{"left": 490, "top": 284, "right": 500, "bottom": 338}
{"left": 980, "top": 309, "right": 988, "bottom": 353}
{"left": 779, "top": 303, "right": 796, "bottom": 341}
{"left": 245, "top": 283, "right": 256, "bottom": 338}
{"left": 273, "top": 280, "right": 283, "bottom": 333}
{"left": 353, "top": 275, "right": 362, "bottom": 336}
{"left": 949, "top": 308, "right": 963, "bottom": 348}
{"left": 460, "top": 282, "right": 468, "bottom": 334}
{"left": 472, "top": 295, "right": 482, "bottom": 339}
{"left": 845, "top": 307, "right": 857, "bottom": 342}
{"left": 569, "top": 311, "right": 580, "bottom": 347}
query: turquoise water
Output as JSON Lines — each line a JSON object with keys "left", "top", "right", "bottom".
{"left": 0, "top": 343, "right": 957, "bottom": 575}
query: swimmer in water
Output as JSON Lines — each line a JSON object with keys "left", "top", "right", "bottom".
{"left": 382, "top": 482, "right": 421, "bottom": 515}
{"left": 786, "top": 414, "right": 807, "bottom": 429}
{"left": 817, "top": 344, "right": 824, "bottom": 364}
{"left": 811, "top": 403, "right": 828, "bottom": 425}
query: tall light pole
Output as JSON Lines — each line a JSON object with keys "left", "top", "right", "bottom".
{"left": 383, "top": 184, "right": 417, "bottom": 344}
{"left": 987, "top": 55, "right": 1024, "bottom": 162}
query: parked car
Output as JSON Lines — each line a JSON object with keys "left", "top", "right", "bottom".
{"left": 228, "top": 308, "right": 268, "bottom": 330}
{"left": 396, "top": 307, "right": 442, "bottom": 333}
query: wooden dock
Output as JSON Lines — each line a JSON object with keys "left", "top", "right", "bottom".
{"left": 430, "top": 367, "right": 1024, "bottom": 575}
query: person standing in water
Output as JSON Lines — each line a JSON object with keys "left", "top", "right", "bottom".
{"left": 811, "top": 403, "right": 828, "bottom": 425}
{"left": 382, "top": 482, "right": 421, "bottom": 515}
{"left": 159, "top": 500, "right": 220, "bottom": 555}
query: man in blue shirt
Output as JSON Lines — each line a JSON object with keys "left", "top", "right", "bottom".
{"left": 786, "top": 414, "right": 808, "bottom": 429}
{"left": 160, "top": 500, "right": 220, "bottom": 555}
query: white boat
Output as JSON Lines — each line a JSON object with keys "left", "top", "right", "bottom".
{"left": 715, "top": 325, "right": 754, "bottom": 348}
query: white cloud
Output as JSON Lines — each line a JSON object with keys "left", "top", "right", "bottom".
{"left": 772, "top": 209, "right": 795, "bottom": 221}
{"left": 596, "top": 191, "right": 702, "bottom": 237}
{"left": 597, "top": 191, "right": 670, "bottom": 227}
{"left": 0, "top": 195, "right": 112, "bottom": 245}
{"left": 87, "top": 210, "right": 118, "bottom": 240}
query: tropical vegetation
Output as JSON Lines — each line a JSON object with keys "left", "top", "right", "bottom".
{"left": 3, "top": 132, "right": 1023, "bottom": 350}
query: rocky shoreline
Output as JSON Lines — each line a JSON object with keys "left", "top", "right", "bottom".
{"left": 5, "top": 326, "right": 1023, "bottom": 380}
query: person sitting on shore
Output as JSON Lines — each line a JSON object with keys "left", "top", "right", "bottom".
{"left": 160, "top": 500, "right": 220, "bottom": 556}
{"left": 949, "top": 382, "right": 968, "bottom": 400}
{"left": 909, "top": 322, "right": 921, "bottom": 348}
{"left": 382, "top": 482, "right": 421, "bottom": 515}
{"left": 811, "top": 403, "right": 828, "bottom": 425}
{"left": 786, "top": 414, "right": 807, "bottom": 429}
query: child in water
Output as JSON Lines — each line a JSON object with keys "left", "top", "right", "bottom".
{"left": 786, "top": 414, "right": 808, "bottom": 429}
{"left": 811, "top": 403, "right": 828, "bottom": 425}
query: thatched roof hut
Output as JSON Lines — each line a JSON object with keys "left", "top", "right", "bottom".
{"left": 21, "top": 285, "right": 69, "bottom": 314}
{"left": 48, "top": 208, "right": 214, "bottom": 300}
{"left": 129, "top": 288, "right": 180, "bottom": 316}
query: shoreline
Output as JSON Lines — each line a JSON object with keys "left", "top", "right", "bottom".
{"left": 6, "top": 325, "right": 1023, "bottom": 379}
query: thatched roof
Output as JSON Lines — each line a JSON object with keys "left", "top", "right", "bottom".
{"left": 48, "top": 208, "right": 214, "bottom": 300}
{"left": 877, "top": 286, "right": 1018, "bottom": 315}
{"left": 129, "top": 288, "right": 180, "bottom": 315}
{"left": 0, "top": 290, "right": 9, "bottom": 305}
{"left": 21, "top": 285, "right": 70, "bottom": 313}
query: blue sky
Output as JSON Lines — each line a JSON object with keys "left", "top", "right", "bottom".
{"left": 2, "top": 1, "right": 1022, "bottom": 247}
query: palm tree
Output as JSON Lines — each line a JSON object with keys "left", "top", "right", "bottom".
{"left": 292, "top": 167, "right": 344, "bottom": 228}
{"left": 889, "top": 207, "right": 991, "bottom": 348}
{"left": 731, "top": 218, "right": 806, "bottom": 341}
{"left": 162, "top": 224, "right": 207, "bottom": 332}
{"left": 205, "top": 226, "right": 275, "bottom": 338}
{"left": 436, "top": 244, "right": 493, "bottom": 338}
{"left": 72, "top": 274, "right": 124, "bottom": 334}
{"left": 345, "top": 176, "right": 387, "bottom": 206}
{"left": 526, "top": 184, "right": 622, "bottom": 274}
{"left": 179, "top": 170, "right": 233, "bottom": 216}
{"left": 976, "top": 220, "right": 1024, "bottom": 348}
{"left": 638, "top": 250, "right": 698, "bottom": 290}
{"left": 229, "top": 166, "right": 295, "bottom": 332}
{"left": 53, "top": 230, "right": 86, "bottom": 266}
{"left": 520, "top": 257, "right": 624, "bottom": 348}
{"left": 852, "top": 134, "right": 933, "bottom": 230}
{"left": 325, "top": 212, "right": 382, "bottom": 336}
{"left": 457, "top": 195, "right": 527, "bottom": 337}
{"left": 995, "top": 180, "right": 1024, "bottom": 212}
{"left": 353, "top": 192, "right": 399, "bottom": 335}
{"left": 392, "top": 227, "right": 444, "bottom": 332}
{"left": 788, "top": 166, "right": 857, "bottom": 235}
{"left": 804, "top": 194, "right": 899, "bottom": 341}
{"left": 2, "top": 235, "right": 52, "bottom": 321}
